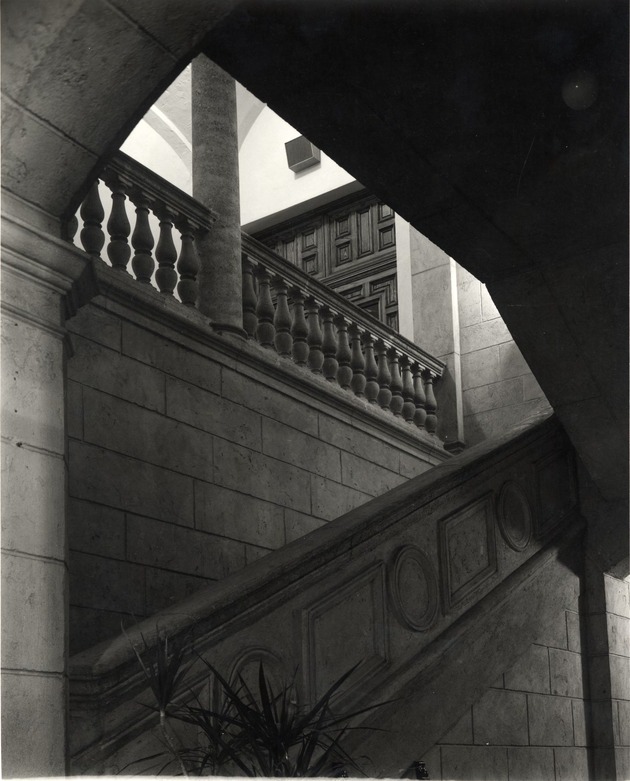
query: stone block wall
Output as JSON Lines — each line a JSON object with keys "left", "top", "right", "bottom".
{"left": 398, "top": 222, "right": 552, "bottom": 450}
{"left": 423, "top": 603, "right": 592, "bottom": 780}
{"left": 457, "top": 265, "right": 551, "bottom": 446}
{"left": 66, "top": 297, "right": 445, "bottom": 654}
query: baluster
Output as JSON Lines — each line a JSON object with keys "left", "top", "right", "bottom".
{"left": 241, "top": 255, "right": 258, "bottom": 337}
{"left": 273, "top": 277, "right": 293, "bottom": 357}
{"left": 321, "top": 307, "right": 339, "bottom": 382}
{"left": 388, "top": 348, "right": 404, "bottom": 417}
{"left": 401, "top": 357, "right": 416, "bottom": 424}
{"left": 106, "top": 178, "right": 131, "bottom": 272}
{"left": 335, "top": 315, "right": 352, "bottom": 390}
{"left": 363, "top": 332, "right": 379, "bottom": 404}
{"left": 412, "top": 363, "right": 427, "bottom": 429}
{"left": 255, "top": 266, "right": 276, "bottom": 348}
{"left": 349, "top": 324, "right": 366, "bottom": 397}
{"left": 155, "top": 206, "right": 178, "bottom": 295}
{"left": 130, "top": 191, "right": 155, "bottom": 283}
{"left": 423, "top": 370, "right": 438, "bottom": 434}
{"left": 306, "top": 298, "right": 324, "bottom": 374}
{"left": 65, "top": 214, "right": 79, "bottom": 244}
{"left": 176, "top": 219, "right": 199, "bottom": 307}
{"left": 376, "top": 340, "right": 393, "bottom": 411}
{"left": 290, "top": 288, "right": 309, "bottom": 366}
{"left": 80, "top": 180, "right": 105, "bottom": 258}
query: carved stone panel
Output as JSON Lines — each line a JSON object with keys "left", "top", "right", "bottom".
{"left": 440, "top": 495, "right": 497, "bottom": 612}
{"left": 213, "top": 646, "right": 287, "bottom": 712}
{"left": 300, "top": 562, "right": 388, "bottom": 703}
{"left": 497, "top": 480, "right": 533, "bottom": 551}
{"left": 207, "top": 646, "right": 288, "bottom": 711}
{"left": 388, "top": 545, "right": 439, "bottom": 631}
{"left": 228, "top": 646, "right": 285, "bottom": 693}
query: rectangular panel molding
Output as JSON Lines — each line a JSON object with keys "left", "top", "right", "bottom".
{"left": 440, "top": 495, "right": 498, "bottom": 612}
{"left": 299, "top": 562, "right": 389, "bottom": 703}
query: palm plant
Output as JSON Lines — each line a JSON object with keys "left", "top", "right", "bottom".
{"left": 129, "top": 631, "right": 384, "bottom": 776}
{"left": 178, "top": 657, "right": 377, "bottom": 777}
{"left": 125, "top": 628, "right": 194, "bottom": 776}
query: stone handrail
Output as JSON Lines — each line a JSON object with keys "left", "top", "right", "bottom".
{"left": 69, "top": 411, "right": 580, "bottom": 774}
{"left": 69, "top": 151, "right": 216, "bottom": 306}
{"left": 242, "top": 233, "right": 444, "bottom": 431}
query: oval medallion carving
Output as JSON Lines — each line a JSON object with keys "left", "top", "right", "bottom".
{"left": 497, "top": 480, "right": 533, "bottom": 551}
{"left": 388, "top": 545, "right": 439, "bottom": 631}
{"left": 227, "top": 646, "right": 286, "bottom": 699}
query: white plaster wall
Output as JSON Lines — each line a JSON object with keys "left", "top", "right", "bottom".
{"left": 121, "top": 117, "right": 191, "bottom": 193}
{"left": 121, "top": 66, "right": 193, "bottom": 193}
{"left": 236, "top": 82, "right": 265, "bottom": 149}
{"left": 394, "top": 215, "right": 415, "bottom": 342}
{"left": 117, "top": 65, "right": 355, "bottom": 227}
{"left": 238, "top": 104, "right": 356, "bottom": 225}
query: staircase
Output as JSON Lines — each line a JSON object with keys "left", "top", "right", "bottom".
{"left": 69, "top": 410, "right": 583, "bottom": 775}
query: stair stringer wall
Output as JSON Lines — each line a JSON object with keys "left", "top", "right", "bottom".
{"left": 65, "top": 264, "right": 448, "bottom": 654}
{"left": 69, "top": 411, "right": 581, "bottom": 775}
{"left": 346, "top": 528, "right": 585, "bottom": 778}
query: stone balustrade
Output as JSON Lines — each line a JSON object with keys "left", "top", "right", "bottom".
{"left": 71, "top": 154, "right": 444, "bottom": 433}
{"left": 69, "top": 152, "right": 215, "bottom": 307}
{"left": 242, "top": 234, "right": 443, "bottom": 432}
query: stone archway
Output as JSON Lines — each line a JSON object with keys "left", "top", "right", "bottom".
{"left": 2, "top": 4, "right": 237, "bottom": 774}
{"left": 2, "top": 1, "right": 627, "bottom": 775}
{"left": 2, "top": 0, "right": 240, "bottom": 224}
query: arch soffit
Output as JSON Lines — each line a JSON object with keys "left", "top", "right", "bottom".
{"left": 2, "top": 0, "right": 240, "bottom": 222}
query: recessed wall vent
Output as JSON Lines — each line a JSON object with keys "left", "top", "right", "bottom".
{"left": 285, "top": 136, "right": 321, "bottom": 172}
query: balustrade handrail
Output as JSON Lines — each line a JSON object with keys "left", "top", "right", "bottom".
{"left": 68, "top": 411, "right": 580, "bottom": 775}
{"left": 242, "top": 232, "right": 444, "bottom": 432}
{"left": 104, "top": 151, "right": 216, "bottom": 233}
{"left": 69, "top": 411, "right": 562, "bottom": 682}
{"left": 71, "top": 151, "right": 217, "bottom": 307}
{"left": 241, "top": 233, "right": 445, "bottom": 378}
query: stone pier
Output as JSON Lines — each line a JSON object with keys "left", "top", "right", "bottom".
{"left": 192, "top": 55, "right": 244, "bottom": 335}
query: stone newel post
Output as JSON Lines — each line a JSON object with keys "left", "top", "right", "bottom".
{"left": 192, "top": 55, "right": 244, "bottom": 335}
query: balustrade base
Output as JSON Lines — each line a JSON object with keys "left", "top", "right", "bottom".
{"left": 211, "top": 321, "right": 248, "bottom": 340}
{"left": 67, "top": 257, "right": 447, "bottom": 465}
{"left": 241, "top": 234, "right": 445, "bottom": 432}
{"left": 444, "top": 439, "right": 467, "bottom": 454}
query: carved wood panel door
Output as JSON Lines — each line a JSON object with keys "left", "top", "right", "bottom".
{"left": 253, "top": 191, "right": 398, "bottom": 330}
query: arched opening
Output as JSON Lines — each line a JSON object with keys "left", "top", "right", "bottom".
{"left": 2, "top": 1, "right": 627, "bottom": 776}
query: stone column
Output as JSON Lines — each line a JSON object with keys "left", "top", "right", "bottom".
{"left": 396, "top": 215, "right": 466, "bottom": 451}
{"left": 1, "top": 196, "right": 86, "bottom": 775}
{"left": 580, "top": 465, "right": 630, "bottom": 780}
{"left": 584, "top": 562, "right": 630, "bottom": 780}
{"left": 191, "top": 54, "right": 244, "bottom": 335}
